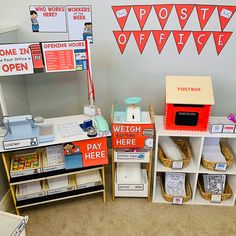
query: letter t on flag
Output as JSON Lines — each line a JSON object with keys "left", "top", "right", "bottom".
{"left": 196, "top": 5, "right": 216, "bottom": 30}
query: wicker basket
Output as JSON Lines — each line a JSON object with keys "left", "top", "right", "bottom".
{"left": 201, "top": 142, "right": 234, "bottom": 171}
{"left": 160, "top": 174, "right": 192, "bottom": 202}
{"left": 198, "top": 175, "right": 232, "bottom": 201}
{"left": 158, "top": 139, "right": 192, "bottom": 168}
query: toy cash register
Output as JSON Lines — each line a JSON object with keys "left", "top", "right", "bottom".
{"left": 2, "top": 115, "right": 54, "bottom": 150}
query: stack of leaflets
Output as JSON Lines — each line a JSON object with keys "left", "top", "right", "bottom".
{"left": 76, "top": 170, "right": 102, "bottom": 189}
{"left": 203, "top": 174, "right": 226, "bottom": 194}
{"left": 117, "top": 163, "right": 142, "bottom": 184}
{"left": 159, "top": 137, "right": 185, "bottom": 161}
{"left": 165, "top": 172, "right": 186, "bottom": 197}
{"left": 18, "top": 181, "right": 42, "bottom": 195}
{"left": 46, "top": 145, "right": 65, "bottom": 167}
{"left": 47, "top": 176, "right": 69, "bottom": 190}
{"left": 202, "top": 138, "right": 226, "bottom": 163}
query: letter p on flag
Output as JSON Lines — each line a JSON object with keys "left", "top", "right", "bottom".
{"left": 133, "top": 5, "right": 152, "bottom": 30}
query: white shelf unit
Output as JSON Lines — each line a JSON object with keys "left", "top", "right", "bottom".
{"left": 153, "top": 115, "right": 236, "bottom": 206}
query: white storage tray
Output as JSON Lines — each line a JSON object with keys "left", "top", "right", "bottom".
{"left": 115, "top": 169, "right": 148, "bottom": 197}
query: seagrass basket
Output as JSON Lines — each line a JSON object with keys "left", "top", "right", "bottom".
{"left": 198, "top": 175, "right": 232, "bottom": 201}
{"left": 201, "top": 142, "right": 234, "bottom": 171}
{"left": 158, "top": 139, "right": 192, "bottom": 168}
{"left": 160, "top": 174, "right": 192, "bottom": 202}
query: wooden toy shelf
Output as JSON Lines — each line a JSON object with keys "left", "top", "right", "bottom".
{"left": 111, "top": 105, "right": 154, "bottom": 201}
{"left": 152, "top": 115, "right": 236, "bottom": 207}
{"left": 0, "top": 115, "right": 109, "bottom": 215}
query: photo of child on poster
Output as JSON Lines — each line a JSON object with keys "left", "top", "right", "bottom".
{"left": 30, "top": 10, "right": 39, "bottom": 32}
{"left": 66, "top": 6, "right": 93, "bottom": 43}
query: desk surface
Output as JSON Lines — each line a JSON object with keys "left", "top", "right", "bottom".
{"left": 0, "top": 114, "right": 111, "bottom": 153}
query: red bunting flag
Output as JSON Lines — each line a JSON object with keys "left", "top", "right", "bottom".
{"left": 192, "top": 31, "right": 211, "bottom": 55}
{"left": 217, "top": 6, "right": 236, "bottom": 31}
{"left": 112, "top": 6, "right": 132, "bottom": 30}
{"left": 133, "top": 5, "right": 153, "bottom": 30}
{"left": 172, "top": 31, "right": 192, "bottom": 54}
{"left": 152, "top": 30, "right": 171, "bottom": 53}
{"left": 113, "top": 31, "right": 132, "bottom": 54}
{"left": 196, "top": 5, "right": 216, "bottom": 30}
{"left": 175, "top": 5, "right": 195, "bottom": 30}
{"left": 133, "top": 31, "right": 151, "bottom": 54}
{"left": 153, "top": 4, "right": 174, "bottom": 29}
{"left": 213, "top": 31, "right": 232, "bottom": 55}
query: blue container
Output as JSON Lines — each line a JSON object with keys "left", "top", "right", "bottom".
{"left": 65, "top": 153, "right": 83, "bottom": 169}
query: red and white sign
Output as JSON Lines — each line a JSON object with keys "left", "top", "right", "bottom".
{"left": 112, "top": 123, "right": 154, "bottom": 149}
{"left": 112, "top": 6, "right": 132, "bottom": 30}
{"left": 70, "top": 137, "right": 108, "bottom": 167}
{"left": 113, "top": 31, "right": 132, "bottom": 54}
{"left": 175, "top": 5, "right": 195, "bottom": 30}
{"left": 213, "top": 31, "right": 232, "bottom": 55}
{"left": 133, "top": 5, "right": 152, "bottom": 30}
{"left": 193, "top": 31, "right": 211, "bottom": 55}
{"left": 172, "top": 31, "right": 191, "bottom": 54}
{"left": 217, "top": 6, "right": 236, "bottom": 31}
{"left": 153, "top": 4, "right": 173, "bottom": 29}
{"left": 133, "top": 31, "right": 151, "bottom": 54}
{"left": 0, "top": 43, "right": 37, "bottom": 76}
{"left": 42, "top": 41, "right": 86, "bottom": 72}
{"left": 66, "top": 5, "right": 92, "bottom": 41}
{"left": 196, "top": 5, "right": 216, "bottom": 30}
{"left": 152, "top": 30, "right": 171, "bottom": 53}
{"left": 29, "top": 5, "right": 67, "bottom": 32}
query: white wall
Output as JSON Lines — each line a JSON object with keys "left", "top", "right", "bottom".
{"left": 0, "top": 0, "right": 235, "bottom": 120}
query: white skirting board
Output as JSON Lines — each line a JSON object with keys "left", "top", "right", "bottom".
{"left": 0, "top": 190, "right": 13, "bottom": 212}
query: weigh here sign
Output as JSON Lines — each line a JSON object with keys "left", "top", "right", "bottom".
{"left": 0, "top": 44, "right": 35, "bottom": 76}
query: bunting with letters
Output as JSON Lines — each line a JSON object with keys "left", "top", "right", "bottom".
{"left": 112, "top": 4, "right": 236, "bottom": 55}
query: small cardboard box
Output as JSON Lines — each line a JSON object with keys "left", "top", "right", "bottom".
{"left": 16, "top": 181, "right": 46, "bottom": 201}
{"left": 45, "top": 175, "right": 76, "bottom": 195}
{"left": 76, "top": 170, "right": 102, "bottom": 190}
{"left": 115, "top": 169, "right": 148, "bottom": 197}
{"left": 165, "top": 76, "right": 215, "bottom": 131}
{"left": 10, "top": 151, "right": 42, "bottom": 178}
{"left": 42, "top": 145, "right": 65, "bottom": 172}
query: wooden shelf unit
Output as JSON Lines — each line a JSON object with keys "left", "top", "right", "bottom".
{"left": 111, "top": 105, "right": 154, "bottom": 201}
{"left": 0, "top": 115, "right": 109, "bottom": 215}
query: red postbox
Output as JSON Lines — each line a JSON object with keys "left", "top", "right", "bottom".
{"left": 164, "top": 76, "right": 215, "bottom": 132}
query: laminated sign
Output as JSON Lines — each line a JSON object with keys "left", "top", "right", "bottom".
{"left": 112, "top": 123, "right": 154, "bottom": 149}
{"left": 0, "top": 43, "right": 44, "bottom": 76}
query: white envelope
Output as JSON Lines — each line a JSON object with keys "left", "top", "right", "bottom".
{"left": 220, "top": 8, "right": 232, "bottom": 19}
{"left": 116, "top": 9, "right": 127, "bottom": 18}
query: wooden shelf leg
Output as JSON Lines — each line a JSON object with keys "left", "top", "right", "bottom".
{"left": 2, "top": 154, "right": 20, "bottom": 215}
{"left": 112, "top": 150, "right": 115, "bottom": 201}
{"left": 101, "top": 166, "right": 106, "bottom": 203}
